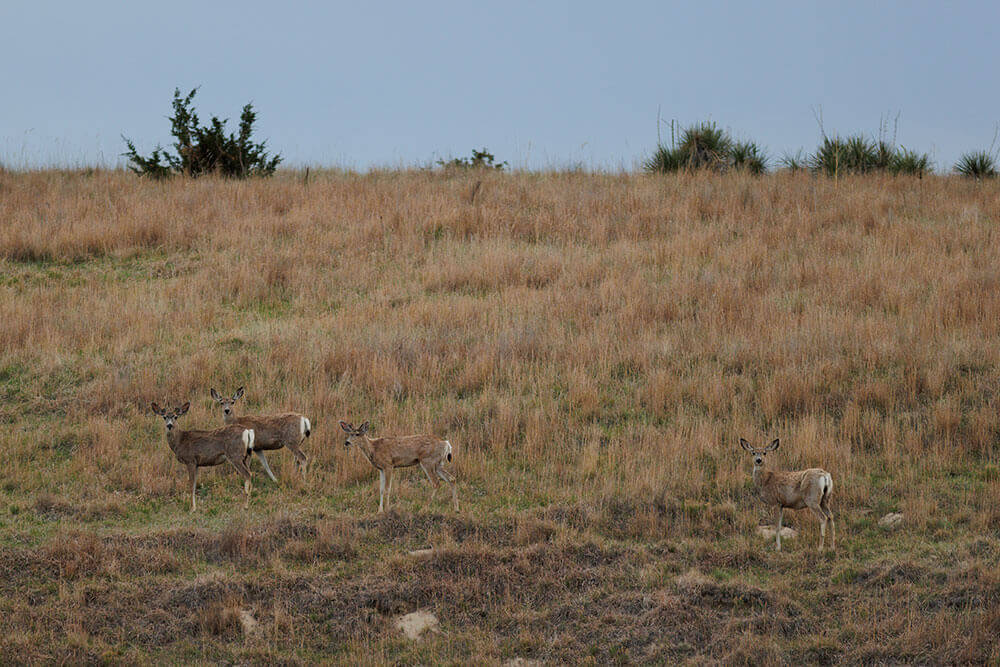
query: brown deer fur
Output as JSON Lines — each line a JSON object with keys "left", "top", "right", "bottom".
{"left": 340, "top": 420, "right": 458, "bottom": 513}
{"left": 151, "top": 401, "right": 255, "bottom": 511}
{"left": 211, "top": 387, "right": 311, "bottom": 480}
{"left": 740, "top": 437, "right": 835, "bottom": 551}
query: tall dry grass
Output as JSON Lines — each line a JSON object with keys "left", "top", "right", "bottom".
{"left": 2, "top": 168, "right": 1000, "bottom": 662}
{"left": 1, "top": 169, "right": 999, "bottom": 526}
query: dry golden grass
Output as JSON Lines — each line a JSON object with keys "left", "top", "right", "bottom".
{"left": 0, "top": 168, "right": 998, "bottom": 663}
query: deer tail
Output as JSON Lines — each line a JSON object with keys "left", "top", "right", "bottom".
{"left": 822, "top": 472, "right": 833, "bottom": 499}
{"left": 243, "top": 429, "right": 255, "bottom": 454}
{"left": 444, "top": 440, "right": 452, "bottom": 463}
{"left": 301, "top": 416, "right": 311, "bottom": 439}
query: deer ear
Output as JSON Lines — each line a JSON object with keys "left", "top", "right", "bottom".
{"left": 178, "top": 402, "right": 190, "bottom": 416}
{"left": 234, "top": 387, "right": 244, "bottom": 400}
{"left": 340, "top": 421, "right": 352, "bottom": 433}
{"left": 739, "top": 438, "right": 753, "bottom": 451}
{"left": 359, "top": 421, "right": 370, "bottom": 434}
{"left": 210, "top": 388, "right": 220, "bottom": 401}
{"left": 151, "top": 402, "right": 163, "bottom": 415}
{"left": 767, "top": 438, "right": 779, "bottom": 451}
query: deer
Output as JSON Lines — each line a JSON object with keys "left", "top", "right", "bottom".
{"left": 210, "top": 387, "right": 311, "bottom": 482}
{"left": 339, "top": 420, "right": 458, "bottom": 514}
{"left": 740, "top": 437, "right": 835, "bottom": 552}
{"left": 151, "top": 401, "right": 255, "bottom": 511}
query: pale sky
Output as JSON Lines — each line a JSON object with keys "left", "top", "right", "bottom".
{"left": 2, "top": 1, "right": 997, "bottom": 171}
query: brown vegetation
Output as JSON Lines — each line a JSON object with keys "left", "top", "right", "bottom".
{"left": 0, "top": 169, "right": 998, "bottom": 662}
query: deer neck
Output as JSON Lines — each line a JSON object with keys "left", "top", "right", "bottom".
{"left": 222, "top": 411, "right": 236, "bottom": 425}
{"left": 752, "top": 464, "right": 766, "bottom": 488}
{"left": 355, "top": 436, "right": 377, "bottom": 465}
{"left": 165, "top": 428, "right": 182, "bottom": 455}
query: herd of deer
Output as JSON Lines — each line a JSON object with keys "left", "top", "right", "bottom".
{"left": 150, "top": 387, "right": 458, "bottom": 516}
{"left": 151, "top": 388, "right": 834, "bottom": 552}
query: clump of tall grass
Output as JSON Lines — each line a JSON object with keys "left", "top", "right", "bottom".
{"left": 730, "top": 141, "right": 767, "bottom": 174}
{"left": 779, "top": 150, "right": 808, "bottom": 171}
{"left": 889, "top": 148, "right": 932, "bottom": 177}
{"left": 809, "top": 134, "right": 931, "bottom": 177}
{"left": 645, "top": 121, "right": 767, "bottom": 174}
{"left": 954, "top": 151, "right": 997, "bottom": 178}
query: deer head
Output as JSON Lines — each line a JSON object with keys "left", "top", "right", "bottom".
{"left": 339, "top": 420, "right": 370, "bottom": 449}
{"left": 152, "top": 401, "right": 190, "bottom": 431}
{"left": 740, "top": 437, "right": 779, "bottom": 467}
{"left": 210, "top": 386, "right": 244, "bottom": 418}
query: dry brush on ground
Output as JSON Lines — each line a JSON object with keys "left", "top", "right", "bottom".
{"left": 0, "top": 169, "right": 998, "bottom": 663}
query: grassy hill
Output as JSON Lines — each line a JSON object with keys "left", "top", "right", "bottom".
{"left": 0, "top": 169, "right": 998, "bottom": 663}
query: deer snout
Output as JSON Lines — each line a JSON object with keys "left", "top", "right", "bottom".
{"left": 166, "top": 422, "right": 175, "bottom": 431}
{"left": 754, "top": 456, "right": 763, "bottom": 466}
{"left": 223, "top": 407, "right": 231, "bottom": 415}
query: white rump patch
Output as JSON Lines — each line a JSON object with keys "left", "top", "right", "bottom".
{"left": 243, "top": 429, "right": 255, "bottom": 452}
{"left": 301, "top": 416, "right": 311, "bottom": 438}
{"left": 444, "top": 440, "right": 452, "bottom": 455}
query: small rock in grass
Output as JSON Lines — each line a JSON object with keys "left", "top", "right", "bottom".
{"left": 757, "top": 525, "right": 797, "bottom": 539}
{"left": 238, "top": 610, "right": 259, "bottom": 635}
{"left": 407, "top": 548, "right": 434, "bottom": 558}
{"left": 878, "top": 512, "right": 904, "bottom": 529}
{"left": 395, "top": 610, "right": 439, "bottom": 640}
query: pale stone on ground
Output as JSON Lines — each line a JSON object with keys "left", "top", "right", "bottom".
{"left": 757, "top": 525, "right": 797, "bottom": 539}
{"left": 407, "top": 548, "right": 435, "bottom": 558}
{"left": 504, "top": 659, "right": 543, "bottom": 666}
{"left": 238, "top": 610, "right": 259, "bottom": 635}
{"left": 878, "top": 512, "right": 904, "bottom": 529}
{"left": 395, "top": 610, "right": 439, "bottom": 640}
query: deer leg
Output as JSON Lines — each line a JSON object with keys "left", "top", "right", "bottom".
{"left": 187, "top": 463, "right": 198, "bottom": 512}
{"left": 287, "top": 440, "right": 309, "bottom": 475}
{"left": 808, "top": 505, "right": 828, "bottom": 551}
{"left": 420, "top": 462, "right": 441, "bottom": 509}
{"left": 227, "top": 455, "right": 253, "bottom": 509}
{"left": 821, "top": 498, "right": 835, "bottom": 551}
{"left": 378, "top": 469, "right": 386, "bottom": 513}
{"left": 776, "top": 507, "right": 783, "bottom": 551}
{"left": 255, "top": 451, "right": 278, "bottom": 483}
{"left": 383, "top": 468, "right": 394, "bottom": 512}
{"left": 436, "top": 466, "right": 458, "bottom": 512}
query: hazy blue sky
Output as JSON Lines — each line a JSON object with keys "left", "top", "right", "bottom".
{"left": 2, "top": 1, "right": 997, "bottom": 171}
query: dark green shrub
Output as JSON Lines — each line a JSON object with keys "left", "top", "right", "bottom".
{"left": 122, "top": 88, "right": 281, "bottom": 179}
{"left": 954, "top": 151, "right": 997, "bottom": 178}
{"left": 437, "top": 148, "right": 507, "bottom": 170}
{"left": 674, "top": 122, "right": 733, "bottom": 170}
{"left": 810, "top": 134, "right": 930, "bottom": 177}
{"left": 890, "top": 148, "right": 932, "bottom": 177}
{"left": 810, "top": 136, "right": 872, "bottom": 175}
{"left": 644, "top": 145, "right": 685, "bottom": 173}
{"left": 731, "top": 141, "right": 767, "bottom": 174}
{"left": 645, "top": 121, "right": 765, "bottom": 173}
{"left": 779, "top": 150, "right": 808, "bottom": 171}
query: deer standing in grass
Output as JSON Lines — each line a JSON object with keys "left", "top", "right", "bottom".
{"left": 340, "top": 421, "right": 458, "bottom": 513}
{"left": 151, "top": 402, "right": 255, "bottom": 511}
{"left": 211, "top": 387, "right": 311, "bottom": 482}
{"left": 740, "top": 437, "right": 835, "bottom": 552}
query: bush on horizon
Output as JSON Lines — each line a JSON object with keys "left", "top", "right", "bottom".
{"left": 437, "top": 148, "right": 508, "bottom": 171}
{"left": 122, "top": 88, "right": 281, "bottom": 179}
{"left": 808, "top": 134, "right": 931, "bottom": 177}
{"left": 954, "top": 151, "right": 998, "bottom": 178}
{"left": 646, "top": 122, "right": 767, "bottom": 174}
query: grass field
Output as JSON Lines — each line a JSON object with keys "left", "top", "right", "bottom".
{"left": 1, "top": 168, "right": 999, "bottom": 663}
